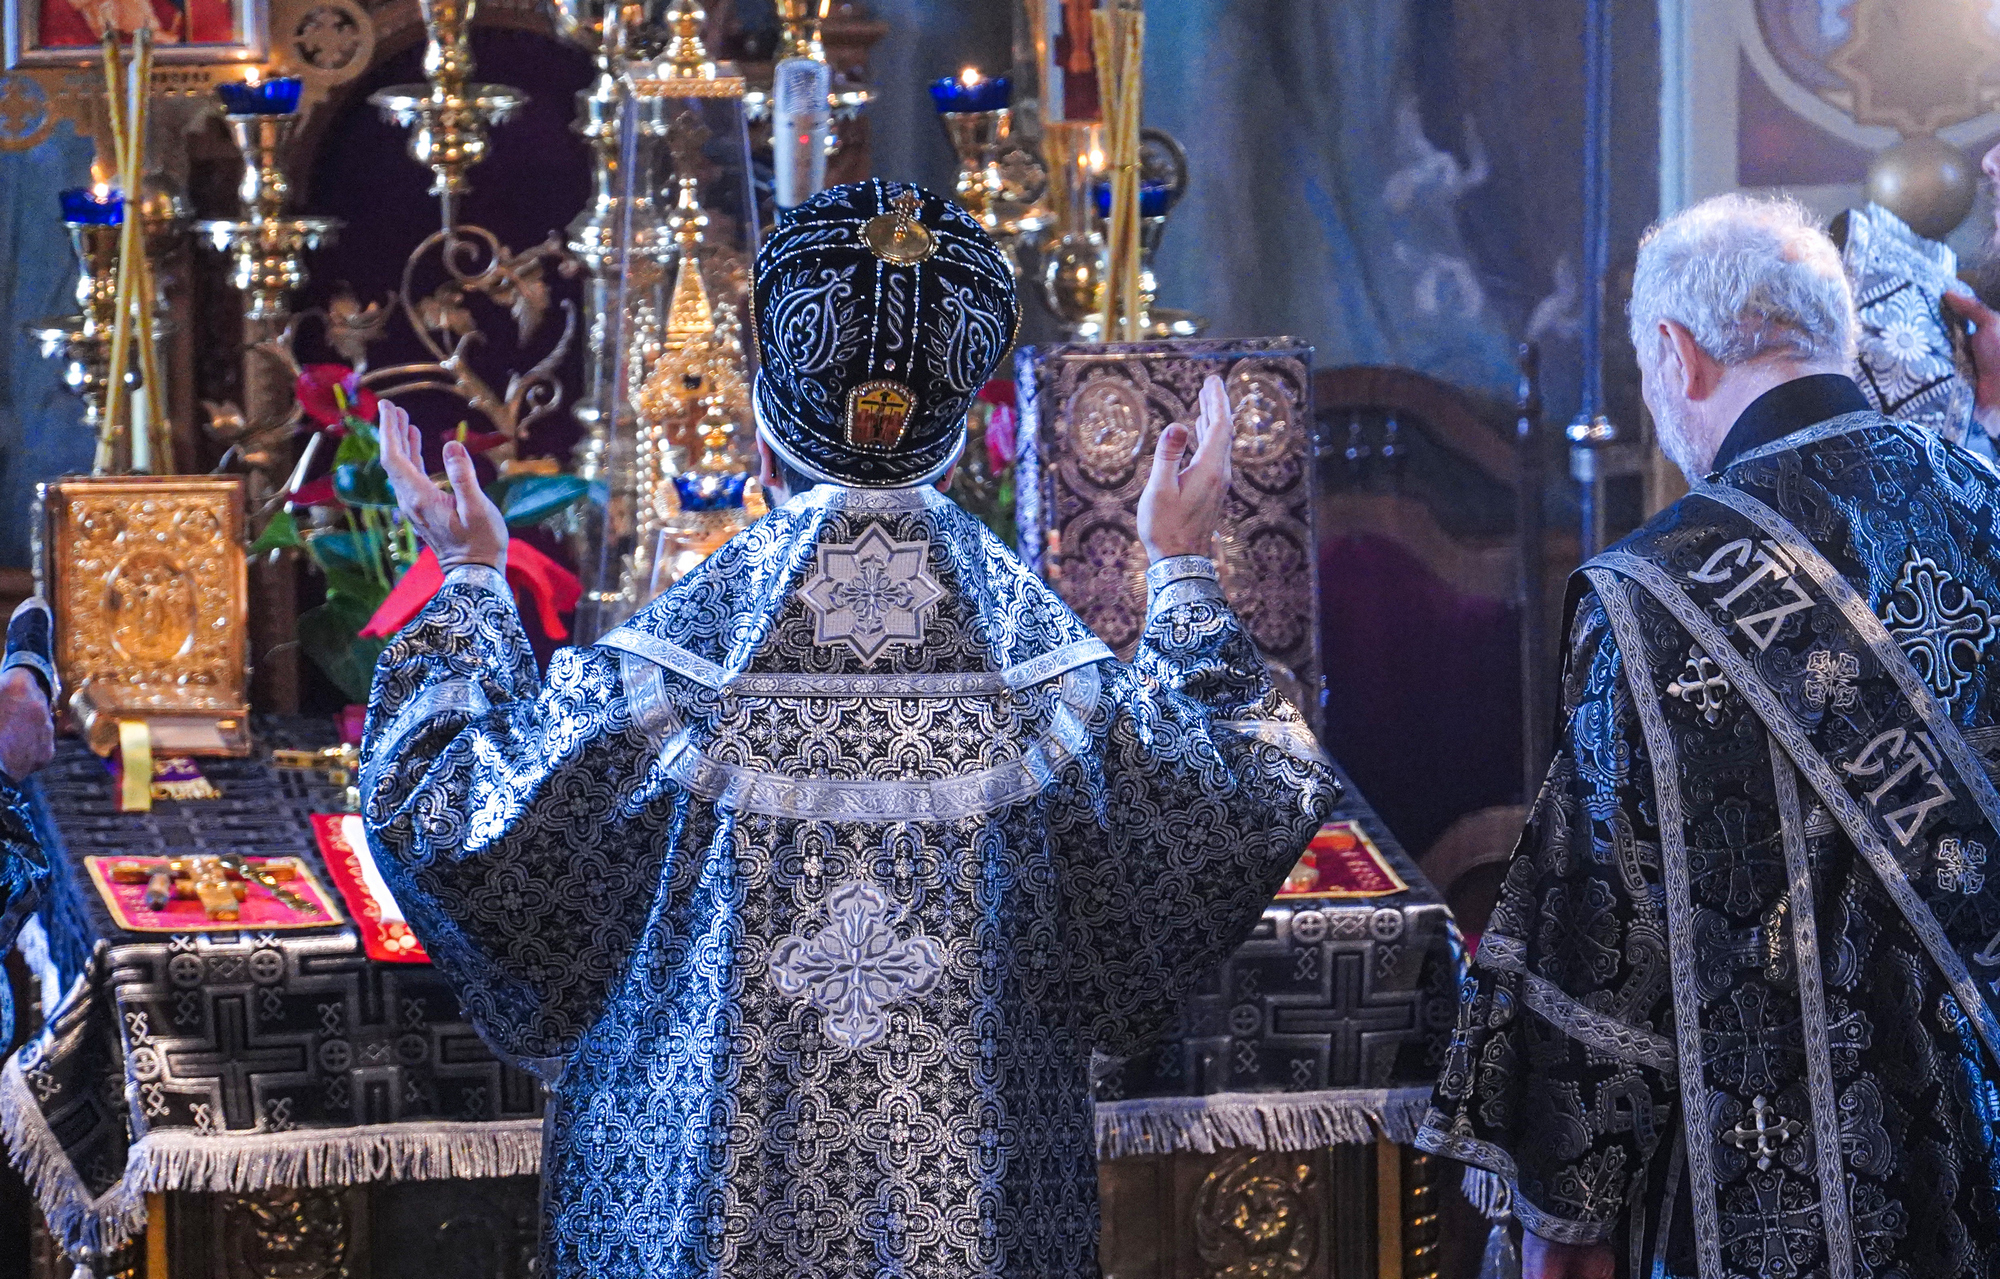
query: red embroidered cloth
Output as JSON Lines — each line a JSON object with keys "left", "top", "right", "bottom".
{"left": 313, "top": 813, "right": 430, "bottom": 963}
{"left": 1274, "top": 819, "right": 1408, "bottom": 899}
{"left": 83, "top": 855, "right": 344, "bottom": 932}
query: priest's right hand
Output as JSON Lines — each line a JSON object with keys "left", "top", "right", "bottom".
{"left": 379, "top": 400, "right": 509, "bottom": 574}
{"left": 1137, "top": 373, "right": 1235, "bottom": 563}
{"left": 1522, "top": 1232, "right": 1614, "bottom": 1279}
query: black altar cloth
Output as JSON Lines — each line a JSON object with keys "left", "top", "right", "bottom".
{"left": 1091, "top": 763, "right": 1461, "bottom": 1157}
{"left": 0, "top": 720, "right": 544, "bottom": 1258}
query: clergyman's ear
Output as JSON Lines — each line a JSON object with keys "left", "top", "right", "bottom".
{"left": 1661, "top": 320, "right": 1716, "bottom": 402}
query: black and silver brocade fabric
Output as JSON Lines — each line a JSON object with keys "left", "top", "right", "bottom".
{"left": 1420, "top": 413, "right": 2000, "bottom": 1278}
{"left": 362, "top": 484, "right": 1337, "bottom": 1279}
{"left": 0, "top": 778, "right": 47, "bottom": 1047}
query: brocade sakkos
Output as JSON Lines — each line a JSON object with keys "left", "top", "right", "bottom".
{"left": 1419, "top": 413, "right": 2000, "bottom": 1276}
{"left": 361, "top": 484, "right": 1337, "bottom": 1279}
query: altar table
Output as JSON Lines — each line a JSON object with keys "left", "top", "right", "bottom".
{"left": 2, "top": 720, "right": 544, "bottom": 1279}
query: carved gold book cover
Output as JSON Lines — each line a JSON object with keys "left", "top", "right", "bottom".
{"left": 40, "top": 476, "right": 251, "bottom": 757}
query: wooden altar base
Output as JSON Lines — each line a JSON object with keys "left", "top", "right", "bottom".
{"left": 1098, "top": 1138, "right": 1444, "bottom": 1279}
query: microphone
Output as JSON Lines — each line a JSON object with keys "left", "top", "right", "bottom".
{"left": 771, "top": 56, "right": 831, "bottom": 210}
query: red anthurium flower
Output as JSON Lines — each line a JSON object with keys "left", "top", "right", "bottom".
{"left": 288, "top": 475, "right": 341, "bottom": 508}
{"left": 295, "top": 364, "right": 380, "bottom": 434}
{"left": 360, "top": 541, "right": 584, "bottom": 642}
{"left": 457, "top": 430, "right": 509, "bottom": 455}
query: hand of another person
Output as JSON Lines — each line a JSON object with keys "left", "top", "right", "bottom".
{"left": 1522, "top": 1232, "right": 1615, "bottom": 1279}
{"left": 378, "top": 400, "right": 509, "bottom": 573}
{"left": 0, "top": 667, "right": 54, "bottom": 782}
{"left": 1942, "top": 289, "right": 2000, "bottom": 442}
{"left": 1137, "top": 373, "right": 1235, "bottom": 562}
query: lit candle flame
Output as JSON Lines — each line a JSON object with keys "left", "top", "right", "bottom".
{"left": 960, "top": 66, "right": 982, "bottom": 88}
{"left": 91, "top": 180, "right": 112, "bottom": 200}
{"left": 1087, "top": 147, "right": 1106, "bottom": 173}
{"left": 243, "top": 65, "right": 262, "bottom": 86}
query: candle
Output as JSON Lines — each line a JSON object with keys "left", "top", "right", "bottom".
{"left": 59, "top": 184, "right": 123, "bottom": 225}
{"left": 929, "top": 67, "right": 1011, "bottom": 114}
{"left": 1093, "top": 180, "right": 1177, "bottom": 219}
{"left": 216, "top": 74, "right": 303, "bottom": 116}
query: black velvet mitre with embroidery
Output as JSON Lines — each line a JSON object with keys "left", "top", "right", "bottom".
{"left": 751, "top": 179, "right": 1019, "bottom": 488}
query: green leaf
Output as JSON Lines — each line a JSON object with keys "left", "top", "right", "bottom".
{"left": 498, "top": 473, "right": 591, "bottom": 527}
{"left": 307, "top": 529, "right": 373, "bottom": 578}
{"left": 333, "top": 425, "right": 378, "bottom": 469}
{"left": 249, "top": 508, "right": 303, "bottom": 555}
{"left": 299, "top": 591, "right": 390, "bottom": 703}
{"left": 333, "top": 461, "right": 396, "bottom": 508}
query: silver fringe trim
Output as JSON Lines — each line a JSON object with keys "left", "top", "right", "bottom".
{"left": 3, "top": 1055, "right": 543, "bottom": 1255}
{"left": 1094, "top": 1086, "right": 1434, "bottom": 1159}
{"left": 1461, "top": 1166, "right": 1514, "bottom": 1220}
{"left": 1, "top": 1056, "right": 146, "bottom": 1257}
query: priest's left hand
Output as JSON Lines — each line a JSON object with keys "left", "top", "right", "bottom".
{"left": 0, "top": 667, "right": 53, "bottom": 782}
{"left": 379, "top": 400, "right": 509, "bottom": 575}
{"left": 1942, "top": 289, "right": 2000, "bottom": 443}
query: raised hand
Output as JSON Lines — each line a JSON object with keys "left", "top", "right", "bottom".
{"left": 1137, "top": 373, "right": 1235, "bottom": 562}
{"left": 377, "top": 400, "right": 509, "bottom": 573}
{"left": 1943, "top": 288, "right": 2000, "bottom": 443}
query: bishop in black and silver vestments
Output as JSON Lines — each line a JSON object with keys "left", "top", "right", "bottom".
{"left": 361, "top": 181, "right": 1337, "bottom": 1279}
{"left": 1420, "top": 194, "right": 2000, "bottom": 1279}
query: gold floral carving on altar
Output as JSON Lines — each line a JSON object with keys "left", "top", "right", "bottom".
{"left": 42, "top": 476, "right": 250, "bottom": 756}
{"left": 1192, "top": 1151, "right": 1320, "bottom": 1278}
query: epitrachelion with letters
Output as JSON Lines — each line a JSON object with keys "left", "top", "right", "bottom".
{"left": 1015, "top": 337, "right": 1322, "bottom": 733}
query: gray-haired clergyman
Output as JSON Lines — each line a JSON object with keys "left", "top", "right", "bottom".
{"left": 1421, "top": 193, "right": 2000, "bottom": 1279}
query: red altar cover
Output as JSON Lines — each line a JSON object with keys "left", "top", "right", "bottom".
{"left": 84, "top": 855, "right": 343, "bottom": 932}
{"left": 1274, "top": 819, "right": 1409, "bottom": 899}
{"left": 313, "top": 813, "right": 430, "bottom": 963}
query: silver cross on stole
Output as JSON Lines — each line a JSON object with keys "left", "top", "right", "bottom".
{"left": 1722, "top": 1093, "right": 1802, "bottom": 1171}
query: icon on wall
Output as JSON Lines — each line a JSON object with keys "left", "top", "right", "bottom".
{"left": 5, "top": 0, "right": 267, "bottom": 67}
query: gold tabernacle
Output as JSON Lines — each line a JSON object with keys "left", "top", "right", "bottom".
{"left": 40, "top": 475, "right": 251, "bottom": 757}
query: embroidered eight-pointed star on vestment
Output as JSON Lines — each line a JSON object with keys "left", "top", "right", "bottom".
{"left": 798, "top": 524, "right": 946, "bottom": 662}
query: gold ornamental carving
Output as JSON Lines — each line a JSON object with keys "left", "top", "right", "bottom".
{"left": 42, "top": 476, "right": 250, "bottom": 756}
{"left": 1191, "top": 1151, "right": 1319, "bottom": 1279}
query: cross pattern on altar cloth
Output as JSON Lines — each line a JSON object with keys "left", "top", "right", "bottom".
{"left": 1721, "top": 1093, "right": 1801, "bottom": 1171}
{"left": 162, "top": 995, "right": 312, "bottom": 1128}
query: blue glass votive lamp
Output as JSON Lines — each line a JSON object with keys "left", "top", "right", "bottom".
{"left": 929, "top": 69, "right": 1011, "bottom": 115}
{"left": 59, "top": 186, "right": 123, "bottom": 225}
{"left": 1093, "top": 180, "right": 1177, "bottom": 220}
{"left": 674, "top": 470, "right": 749, "bottom": 513}
{"left": 216, "top": 76, "right": 303, "bottom": 116}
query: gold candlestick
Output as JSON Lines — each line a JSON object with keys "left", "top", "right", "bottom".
{"left": 195, "top": 113, "right": 343, "bottom": 322}
{"left": 28, "top": 222, "right": 126, "bottom": 444}
{"left": 368, "top": 0, "right": 528, "bottom": 227}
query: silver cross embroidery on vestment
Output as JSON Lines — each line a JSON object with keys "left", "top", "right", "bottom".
{"left": 798, "top": 524, "right": 947, "bottom": 663}
{"left": 768, "top": 881, "right": 944, "bottom": 1051}
{"left": 1936, "top": 836, "right": 1987, "bottom": 896}
{"left": 1721, "top": 1093, "right": 1801, "bottom": 1171}
{"left": 1880, "top": 549, "right": 1997, "bottom": 700}
{"left": 1667, "top": 648, "right": 1731, "bottom": 726}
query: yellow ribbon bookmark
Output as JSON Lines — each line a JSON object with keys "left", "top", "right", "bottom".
{"left": 118, "top": 719, "right": 153, "bottom": 814}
